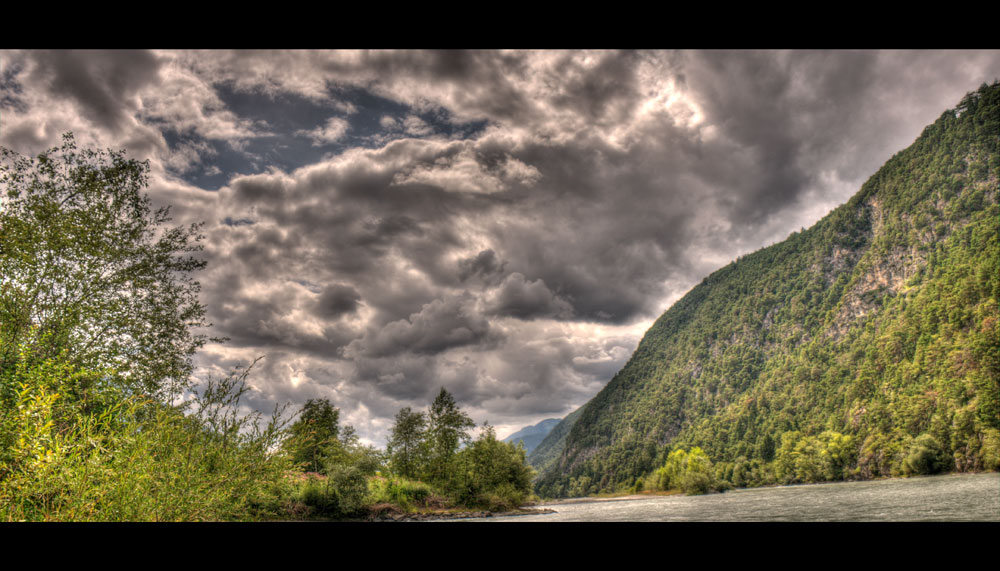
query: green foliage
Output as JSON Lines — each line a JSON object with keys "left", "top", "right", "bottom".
{"left": 291, "top": 468, "right": 370, "bottom": 519}
{"left": 535, "top": 81, "right": 1000, "bottom": 497}
{"left": 367, "top": 475, "right": 434, "bottom": 512}
{"left": 0, "top": 354, "right": 293, "bottom": 521}
{"left": 0, "top": 133, "right": 209, "bottom": 399}
{"left": 0, "top": 135, "right": 298, "bottom": 521}
{"left": 283, "top": 398, "right": 341, "bottom": 474}
{"left": 386, "top": 406, "right": 428, "bottom": 479}
{"left": 280, "top": 400, "right": 386, "bottom": 518}
{"left": 774, "top": 431, "right": 856, "bottom": 483}
{"left": 653, "top": 447, "right": 717, "bottom": 495}
{"left": 447, "top": 424, "right": 535, "bottom": 510}
{"left": 902, "top": 434, "right": 949, "bottom": 476}
{"left": 426, "top": 387, "right": 475, "bottom": 484}
{"left": 379, "top": 393, "right": 535, "bottom": 512}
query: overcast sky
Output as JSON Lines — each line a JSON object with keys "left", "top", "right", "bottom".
{"left": 3, "top": 50, "right": 999, "bottom": 445}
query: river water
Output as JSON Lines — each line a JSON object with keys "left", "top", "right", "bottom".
{"left": 474, "top": 472, "right": 1000, "bottom": 522}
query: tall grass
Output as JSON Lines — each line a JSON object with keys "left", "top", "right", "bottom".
{"left": 0, "top": 352, "right": 295, "bottom": 521}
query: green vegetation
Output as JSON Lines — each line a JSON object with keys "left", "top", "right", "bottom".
{"left": 527, "top": 405, "right": 583, "bottom": 476}
{"left": 535, "top": 82, "right": 1000, "bottom": 498}
{"left": 381, "top": 390, "right": 536, "bottom": 512}
{"left": 0, "top": 134, "right": 208, "bottom": 400}
{"left": 0, "top": 134, "right": 535, "bottom": 520}
{"left": 0, "top": 349, "right": 294, "bottom": 521}
{"left": 651, "top": 447, "right": 719, "bottom": 495}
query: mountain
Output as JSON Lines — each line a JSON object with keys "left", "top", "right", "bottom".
{"left": 527, "top": 406, "right": 583, "bottom": 473}
{"left": 502, "top": 418, "right": 562, "bottom": 454}
{"left": 534, "top": 82, "right": 1000, "bottom": 498}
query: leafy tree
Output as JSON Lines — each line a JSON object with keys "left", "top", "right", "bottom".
{"left": 386, "top": 406, "right": 428, "bottom": 479}
{"left": 679, "top": 447, "right": 715, "bottom": 494}
{"left": 286, "top": 407, "right": 386, "bottom": 518}
{"left": 284, "top": 399, "right": 341, "bottom": 474}
{"left": 449, "top": 423, "right": 535, "bottom": 510}
{"left": 426, "top": 387, "right": 474, "bottom": 483}
{"left": 654, "top": 446, "right": 716, "bottom": 494}
{"left": 0, "top": 133, "right": 209, "bottom": 400}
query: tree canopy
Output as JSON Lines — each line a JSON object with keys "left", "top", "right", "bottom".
{"left": 386, "top": 406, "right": 428, "bottom": 480}
{"left": 426, "top": 387, "right": 475, "bottom": 482}
{"left": 284, "top": 398, "right": 341, "bottom": 473}
{"left": 0, "top": 133, "right": 209, "bottom": 400}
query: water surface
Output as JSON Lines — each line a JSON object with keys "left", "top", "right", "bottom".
{"left": 479, "top": 472, "right": 1000, "bottom": 522}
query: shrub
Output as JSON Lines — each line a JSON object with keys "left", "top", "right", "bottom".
{"left": 902, "top": 434, "right": 949, "bottom": 476}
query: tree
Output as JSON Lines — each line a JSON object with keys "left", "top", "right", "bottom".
{"left": 655, "top": 446, "right": 716, "bottom": 495}
{"left": 426, "top": 387, "right": 474, "bottom": 483}
{"left": 386, "top": 406, "right": 428, "bottom": 479}
{"left": 450, "top": 423, "right": 535, "bottom": 510}
{"left": 284, "top": 399, "right": 340, "bottom": 473}
{"left": 0, "top": 133, "right": 209, "bottom": 400}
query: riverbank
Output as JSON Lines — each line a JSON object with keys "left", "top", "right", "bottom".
{"left": 538, "top": 489, "right": 683, "bottom": 505}
{"left": 363, "top": 503, "right": 556, "bottom": 521}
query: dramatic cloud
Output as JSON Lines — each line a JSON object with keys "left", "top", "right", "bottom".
{"left": 3, "top": 49, "right": 999, "bottom": 443}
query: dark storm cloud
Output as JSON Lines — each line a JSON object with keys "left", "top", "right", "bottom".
{"left": 315, "top": 284, "right": 362, "bottom": 318}
{"left": 458, "top": 249, "right": 506, "bottom": 285}
{"left": 675, "top": 51, "right": 878, "bottom": 225}
{"left": 549, "top": 50, "right": 643, "bottom": 126}
{"left": 27, "top": 50, "right": 163, "bottom": 133}
{"left": 485, "top": 273, "right": 573, "bottom": 320}
{"left": 7, "top": 49, "right": 1000, "bottom": 443}
{"left": 348, "top": 293, "right": 497, "bottom": 359}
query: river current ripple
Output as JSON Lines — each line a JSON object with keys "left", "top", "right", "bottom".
{"left": 472, "top": 472, "right": 1000, "bottom": 522}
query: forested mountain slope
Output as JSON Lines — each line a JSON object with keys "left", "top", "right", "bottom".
{"left": 527, "top": 405, "right": 583, "bottom": 475}
{"left": 535, "top": 82, "right": 1000, "bottom": 498}
{"left": 503, "top": 418, "right": 561, "bottom": 454}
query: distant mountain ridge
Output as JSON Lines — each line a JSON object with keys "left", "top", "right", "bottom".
{"left": 502, "top": 418, "right": 561, "bottom": 454}
{"left": 534, "top": 82, "right": 1000, "bottom": 498}
{"left": 526, "top": 406, "right": 583, "bottom": 474}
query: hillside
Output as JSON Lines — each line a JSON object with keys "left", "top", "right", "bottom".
{"left": 534, "top": 82, "right": 1000, "bottom": 498}
{"left": 527, "top": 406, "right": 583, "bottom": 474}
{"left": 502, "top": 418, "right": 561, "bottom": 454}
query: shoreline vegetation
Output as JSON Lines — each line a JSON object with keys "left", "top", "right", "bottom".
{"left": 0, "top": 136, "right": 537, "bottom": 522}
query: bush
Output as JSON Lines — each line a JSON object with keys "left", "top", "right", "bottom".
{"left": 0, "top": 353, "right": 294, "bottom": 521}
{"left": 653, "top": 447, "right": 718, "bottom": 495}
{"left": 447, "top": 425, "right": 534, "bottom": 509}
{"left": 902, "top": 434, "right": 949, "bottom": 476}
{"left": 367, "top": 475, "right": 434, "bottom": 511}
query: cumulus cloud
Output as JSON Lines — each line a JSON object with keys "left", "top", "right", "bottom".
{"left": 4, "top": 49, "right": 1000, "bottom": 444}
{"left": 296, "top": 116, "right": 350, "bottom": 145}
{"left": 348, "top": 293, "right": 496, "bottom": 359}
{"left": 485, "top": 273, "right": 573, "bottom": 320}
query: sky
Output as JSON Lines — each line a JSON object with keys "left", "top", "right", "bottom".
{"left": 2, "top": 49, "right": 999, "bottom": 446}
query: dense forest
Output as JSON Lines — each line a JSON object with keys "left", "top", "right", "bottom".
{"left": 533, "top": 82, "right": 1000, "bottom": 498}
{"left": 0, "top": 135, "right": 535, "bottom": 521}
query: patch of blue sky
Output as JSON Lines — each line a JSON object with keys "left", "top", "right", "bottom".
{"left": 0, "top": 63, "right": 26, "bottom": 111}
{"left": 167, "top": 82, "right": 489, "bottom": 190}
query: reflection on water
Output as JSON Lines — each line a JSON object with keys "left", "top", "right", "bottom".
{"left": 477, "top": 472, "right": 1000, "bottom": 522}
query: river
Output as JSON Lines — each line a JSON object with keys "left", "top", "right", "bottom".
{"left": 467, "top": 472, "right": 1000, "bottom": 521}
